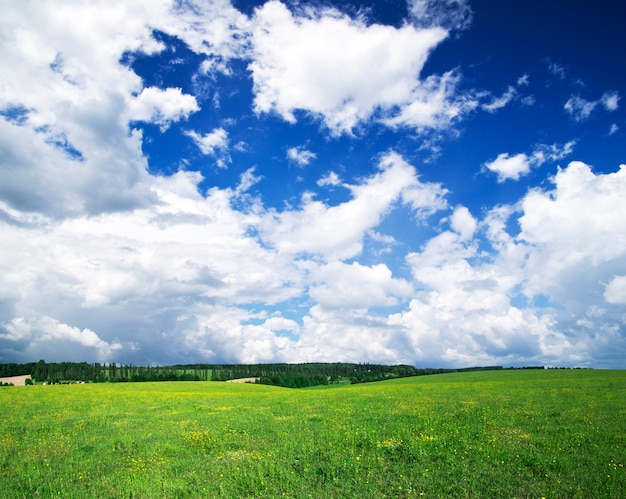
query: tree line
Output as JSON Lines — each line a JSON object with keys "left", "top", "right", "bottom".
{"left": 0, "top": 361, "right": 545, "bottom": 387}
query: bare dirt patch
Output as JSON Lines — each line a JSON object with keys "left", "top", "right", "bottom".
{"left": 225, "top": 377, "right": 260, "bottom": 383}
{"left": 0, "top": 374, "right": 32, "bottom": 386}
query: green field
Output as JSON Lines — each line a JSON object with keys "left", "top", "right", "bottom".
{"left": 1, "top": 370, "right": 624, "bottom": 498}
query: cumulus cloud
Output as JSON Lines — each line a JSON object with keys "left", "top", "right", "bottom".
{"left": 2, "top": 149, "right": 625, "bottom": 367}
{"left": 0, "top": 1, "right": 172, "bottom": 218}
{"left": 484, "top": 153, "right": 531, "bottom": 182}
{"left": 379, "top": 161, "right": 626, "bottom": 368}
{"left": 381, "top": 70, "right": 479, "bottom": 131}
{"left": 249, "top": 0, "right": 448, "bottom": 134}
{"left": 0, "top": 0, "right": 251, "bottom": 220}
{"left": 1, "top": 316, "right": 123, "bottom": 362}
{"left": 187, "top": 128, "right": 229, "bottom": 154}
{"left": 518, "top": 162, "right": 626, "bottom": 304}
{"left": 604, "top": 276, "right": 626, "bottom": 305}
{"left": 127, "top": 87, "right": 199, "bottom": 130}
{"left": 450, "top": 205, "right": 476, "bottom": 241}
{"left": 391, "top": 204, "right": 549, "bottom": 366}
{"left": 484, "top": 140, "right": 576, "bottom": 182}
{"left": 259, "top": 151, "right": 448, "bottom": 259}
{"left": 0, "top": 151, "right": 447, "bottom": 365}
{"left": 317, "top": 171, "right": 341, "bottom": 187}
{"left": 287, "top": 146, "right": 316, "bottom": 166}
{"left": 308, "top": 261, "right": 413, "bottom": 310}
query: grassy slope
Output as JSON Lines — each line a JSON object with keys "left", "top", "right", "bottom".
{"left": 0, "top": 370, "right": 624, "bottom": 498}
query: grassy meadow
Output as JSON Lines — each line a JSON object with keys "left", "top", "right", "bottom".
{"left": 1, "top": 369, "right": 624, "bottom": 498}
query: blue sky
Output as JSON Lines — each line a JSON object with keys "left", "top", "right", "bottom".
{"left": 1, "top": 0, "right": 625, "bottom": 368}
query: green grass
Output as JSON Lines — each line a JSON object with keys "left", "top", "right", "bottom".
{"left": 1, "top": 370, "right": 624, "bottom": 498}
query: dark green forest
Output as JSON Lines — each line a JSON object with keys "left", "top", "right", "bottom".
{"left": 0, "top": 361, "right": 545, "bottom": 387}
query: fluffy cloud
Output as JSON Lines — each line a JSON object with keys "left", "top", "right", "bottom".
{"left": 389, "top": 205, "right": 549, "bottom": 366}
{"left": 287, "top": 146, "right": 317, "bottom": 166}
{"left": 0, "top": 148, "right": 449, "bottom": 365}
{"left": 0, "top": 0, "right": 248, "bottom": 220}
{"left": 258, "top": 151, "right": 448, "bottom": 259}
{"left": 484, "top": 153, "right": 531, "bottom": 182}
{"left": 186, "top": 128, "right": 229, "bottom": 155}
{"left": 0, "top": 1, "right": 172, "bottom": 218}
{"left": 317, "top": 171, "right": 341, "bottom": 187}
{"left": 518, "top": 162, "right": 626, "bottom": 305}
{"left": 484, "top": 141, "right": 575, "bottom": 182}
{"left": 2, "top": 149, "right": 625, "bottom": 367}
{"left": 308, "top": 261, "right": 413, "bottom": 310}
{"left": 379, "top": 161, "right": 626, "bottom": 368}
{"left": 604, "top": 276, "right": 626, "bottom": 305}
{"left": 249, "top": 0, "right": 448, "bottom": 134}
{"left": 1, "top": 316, "right": 123, "bottom": 362}
{"left": 127, "top": 87, "right": 199, "bottom": 130}
{"left": 450, "top": 206, "right": 477, "bottom": 241}
{"left": 381, "top": 70, "right": 478, "bottom": 131}
{"left": 601, "top": 91, "right": 620, "bottom": 111}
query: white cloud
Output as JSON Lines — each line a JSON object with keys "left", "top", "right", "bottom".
{"left": 186, "top": 127, "right": 229, "bottom": 155}
{"left": 450, "top": 205, "right": 476, "bottom": 241}
{"left": 381, "top": 161, "right": 626, "bottom": 367}
{"left": 249, "top": 0, "right": 448, "bottom": 134}
{"left": 259, "top": 151, "right": 448, "bottom": 259}
{"left": 159, "top": 0, "right": 250, "bottom": 62}
{"left": 0, "top": 150, "right": 445, "bottom": 364}
{"left": 317, "top": 171, "right": 341, "bottom": 187}
{"left": 564, "top": 96, "right": 597, "bottom": 121}
{"left": 407, "top": 0, "right": 473, "bottom": 30}
{"left": 601, "top": 91, "right": 620, "bottom": 111}
{"left": 382, "top": 70, "right": 479, "bottom": 132}
{"left": 1, "top": 316, "right": 123, "bottom": 362}
{"left": 0, "top": 169, "right": 305, "bottom": 363}
{"left": 484, "top": 140, "right": 576, "bottom": 182}
{"left": 308, "top": 261, "right": 413, "bottom": 310}
{"left": 482, "top": 85, "right": 517, "bottom": 113}
{"left": 531, "top": 140, "right": 576, "bottom": 164}
{"left": 519, "top": 162, "right": 626, "bottom": 305}
{"left": 609, "top": 124, "right": 619, "bottom": 135}
{"left": 0, "top": 0, "right": 249, "bottom": 220}
{"left": 484, "top": 153, "right": 531, "bottom": 182}
{"left": 0, "top": 1, "right": 175, "bottom": 218}
{"left": 287, "top": 146, "right": 316, "bottom": 166}
{"left": 392, "top": 209, "right": 552, "bottom": 366}
{"left": 127, "top": 87, "right": 199, "bottom": 130}
{"left": 2, "top": 151, "right": 625, "bottom": 367}
{"left": 565, "top": 91, "right": 619, "bottom": 121}
{"left": 604, "top": 276, "right": 626, "bottom": 305}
